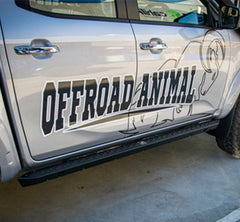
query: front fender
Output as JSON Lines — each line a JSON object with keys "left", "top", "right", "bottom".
{"left": 218, "top": 68, "right": 240, "bottom": 119}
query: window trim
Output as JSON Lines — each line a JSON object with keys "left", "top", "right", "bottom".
{"left": 129, "top": 19, "right": 211, "bottom": 29}
{"left": 15, "top": 0, "right": 128, "bottom": 22}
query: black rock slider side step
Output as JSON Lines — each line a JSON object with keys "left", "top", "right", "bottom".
{"left": 18, "top": 119, "right": 219, "bottom": 186}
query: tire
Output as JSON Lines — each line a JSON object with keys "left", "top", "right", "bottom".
{"left": 216, "top": 97, "right": 240, "bottom": 158}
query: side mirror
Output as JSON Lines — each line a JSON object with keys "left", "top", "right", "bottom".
{"left": 220, "top": 5, "right": 240, "bottom": 29}
{"left": 174, "top": 12, "right": 205, "bottom": 25}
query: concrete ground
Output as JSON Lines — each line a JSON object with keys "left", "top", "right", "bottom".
{"left": 1, "top": 133, "right": 240, "bottom": 222}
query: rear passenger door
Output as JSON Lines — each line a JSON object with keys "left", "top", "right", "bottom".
{"left": 124, "top": 0, "right": 231, "bottom": 134}
{"left": 1, "top": 0, "right": 137, "bottom": 160}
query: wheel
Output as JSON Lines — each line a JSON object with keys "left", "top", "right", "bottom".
{"left": 216, "top": 97, "right": 240, "bottom": 158}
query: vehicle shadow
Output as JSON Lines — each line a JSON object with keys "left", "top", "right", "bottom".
{"left": 0, "top": 133, "right": 239, "bottom": 222}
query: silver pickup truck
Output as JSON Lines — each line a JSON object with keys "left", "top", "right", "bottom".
{"left": 0, "top": 0, "right": 240, "bottom": 186}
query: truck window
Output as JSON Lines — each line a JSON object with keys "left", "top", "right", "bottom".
{"left": 28, "top": 0, "right": 117, "bottom": 18}
{"left": 137, "top": 0, "right": 208, "bottom": 25}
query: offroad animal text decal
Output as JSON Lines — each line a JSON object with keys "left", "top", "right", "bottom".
{"left": 41, "top": 66, "right": 196, "bottom": 136}
{"left": 41, "top": 30, "right": 225, "bottom": 136}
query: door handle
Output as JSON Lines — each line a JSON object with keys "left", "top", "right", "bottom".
{"left": 140, "top": 38, "right": 167, "bottom": 54}
{"left": 140, "top": 42, "right": 167, "bottom": 50}
{"left": 14, "top": 45, "right": 59, "bottom": 55}
{"left": 14, "top": 39, "right": 59, "bottom": 59}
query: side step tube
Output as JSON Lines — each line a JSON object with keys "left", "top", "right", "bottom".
{"left": 18, "top": 119, "right": 219, "bottom": 187}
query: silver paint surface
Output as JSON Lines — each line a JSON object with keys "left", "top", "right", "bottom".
{"left": 0, "top": 0, "right": 240, "bottom": 174}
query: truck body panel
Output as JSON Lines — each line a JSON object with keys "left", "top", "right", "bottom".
{"left": 0, "top": 0, "right": 239, "bottom": 184}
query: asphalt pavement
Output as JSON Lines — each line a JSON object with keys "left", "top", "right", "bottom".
{"left": 1, "top": 133, "right": 240, "bottom": 222}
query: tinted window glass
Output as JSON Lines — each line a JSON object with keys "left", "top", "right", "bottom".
{"left": 137, "top": 0, "right": 208, "bottom": 25}
{"left": 29, "top": 0, "right": 117, "bottom": 18}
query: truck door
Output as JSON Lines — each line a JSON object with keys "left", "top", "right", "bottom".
{"left": 1, "top": 0, "right": 137, "bottom": 160}
{"left": 122, "top": 0, "right": 231, "bottom": 135}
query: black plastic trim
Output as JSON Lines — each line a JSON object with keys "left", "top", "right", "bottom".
{"left": 208, "top": 106, "right": 235, "bottom": 139}
{"left": 116, "top": 0, "right": 128, "bottom": 19}
{"left": 15, "top": 0, "right": 128, "bottom": 21}
{"left": 125, "top": 0, "right": 139, "bottom": 20}
{"left": 129, "top": 19, "right": 211, "bottom": 29}
{"left": 18, "top": 119, "right": 219, "bottom": 186}
{"left": 216, "top": 0, "right": 235, "bottom": 6}
{"left": 15, "top": 0, "right": 31, "bottom": 10}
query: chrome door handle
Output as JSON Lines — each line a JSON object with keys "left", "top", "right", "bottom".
{"left": 140, "top": 38, "right": 167, "bottom": 54}
{"left": 140, "top": 42, "right": 167, "bottom": 50}
{"left": 14, "top": 45, "right": 59, "bottom": 55}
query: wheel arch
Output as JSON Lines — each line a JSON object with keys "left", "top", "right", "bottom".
{"left": 210, "top": 67, "right": 240, "bottom": 139}
{"left": 0, "top": 84, "right": 21, "bottom": 182}
{"left": 218, "top": 65, "right": 240, "bottom": 119}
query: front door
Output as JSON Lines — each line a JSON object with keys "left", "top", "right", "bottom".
{"left": 123, "top": 0, "right": 230, "bottom": 134}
